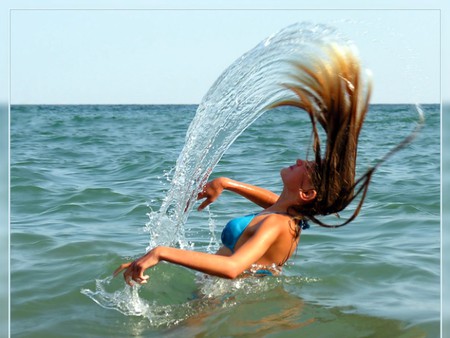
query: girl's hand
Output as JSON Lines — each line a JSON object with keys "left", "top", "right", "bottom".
{"left": 113, "top": 248, "right": 160, "bottom": 286}
{"left": 197, "top": 177, "right": 227, "bottom": 211}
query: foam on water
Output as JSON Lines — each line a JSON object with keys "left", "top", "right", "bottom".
{"left": 81, "top": 272, "right": 319, "bottom": 327}
{"left": 82, "top": 22, "right": 368, "bottom": 325}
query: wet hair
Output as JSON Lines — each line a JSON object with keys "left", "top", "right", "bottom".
{"left": 271, "top": 43, "right": 424, "bottom": 228}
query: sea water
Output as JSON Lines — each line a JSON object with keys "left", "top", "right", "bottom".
{"left": 11, "top": 22, "right": 439, "bottom": 337}
{"left": 10, "top": 103, "right": 439, "bottom": 337}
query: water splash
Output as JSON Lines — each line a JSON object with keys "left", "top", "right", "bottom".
{"left": 82, "top": 277, "right": 150, "bottom": 317}
{"left": 81, "top": 272, "right": 318, "bottom": 327}
{"left": 83, "top": 22, "right": 356, "bottom": 325}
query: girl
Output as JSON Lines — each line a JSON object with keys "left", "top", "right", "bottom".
{"left": 114, "top": 43, "right": 421, "bottom": 285}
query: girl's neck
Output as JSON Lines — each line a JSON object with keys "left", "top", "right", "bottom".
{"left": 266, "top": 188, "right": 300, "bottom": 214}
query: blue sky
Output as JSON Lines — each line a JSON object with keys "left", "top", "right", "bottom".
{"left": 11, "top": 9, "right": 440, "bottom": 104}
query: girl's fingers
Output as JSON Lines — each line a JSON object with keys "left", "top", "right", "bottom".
{"left": 197, "top": 198, "right": 212, "bottom": 211}
{"left": 125, "top": 274, "right": 134, "bottom": 286}
{"left": 113, "top": 262, "right": 132, "bottom": 277}
{"left": 113, "top": 261, "right": 151, "bottom": 287}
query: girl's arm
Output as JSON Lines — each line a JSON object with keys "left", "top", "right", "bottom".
{"left": 114, "top": 215, "right": 281, "bottom": 284}
{"left": 197, "top": 177, "right": 279, "bottom": 211}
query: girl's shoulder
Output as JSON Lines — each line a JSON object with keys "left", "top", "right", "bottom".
{"left": 257, "top": 211, "right": 294, "bottom": 226}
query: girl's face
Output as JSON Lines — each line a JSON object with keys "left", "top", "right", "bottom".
{"left": 280, "top": 159, "right": 315, "bottom": 192}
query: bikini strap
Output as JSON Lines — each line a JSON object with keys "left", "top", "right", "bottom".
{"left": 299, "top": 219, "right": 310, "bottom": 230}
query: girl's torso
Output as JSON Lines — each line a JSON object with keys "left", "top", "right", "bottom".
{"left": 217, "top": 212, "right": 301, "bottom": 274}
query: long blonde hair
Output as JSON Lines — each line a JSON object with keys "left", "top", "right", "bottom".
{"left": 271, "top": 43, "right": 423, "bottom": 227}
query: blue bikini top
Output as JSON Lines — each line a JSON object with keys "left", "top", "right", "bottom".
{"left": 221, "top": 213, "right": 310, "bottom": 253}
{"left": 221, "top": 213, "right": 257, "bottom": 253}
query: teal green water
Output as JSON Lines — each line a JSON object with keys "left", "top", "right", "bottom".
{"left": 11, "top": 104, "right": 439, "bottom": 337}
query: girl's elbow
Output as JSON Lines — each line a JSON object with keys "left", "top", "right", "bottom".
{"left": 223, "top": 270, "right": 239, "bottom": 279}
{"left": 223, "top": 262, "right": 243, "bottom": 279}
{"left": 222, "top": 272, "right": 239, "bottom": 279}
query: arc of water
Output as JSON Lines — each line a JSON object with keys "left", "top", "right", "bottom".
{"left": 146, "top": 22, "right": 352, "bottom": 250}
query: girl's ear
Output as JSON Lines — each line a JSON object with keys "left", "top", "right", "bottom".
{"left": 299, "top": 189, "right": 317, "bottom": 202}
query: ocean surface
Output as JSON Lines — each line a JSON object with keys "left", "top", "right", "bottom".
{"left": 11, "top": 103, "right": 439, "bottom": 337}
